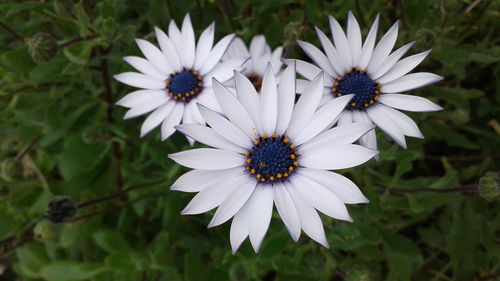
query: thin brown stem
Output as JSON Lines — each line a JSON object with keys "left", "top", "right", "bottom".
{"left": 77, "top": 180, "right": 165, "bottom": 209}
{"left": 0, "top": 21, "right": 25, "bottom": 44}
{"left": 99, "top": 46, "right": 124, "bottom": 192}
{"left": 71, "top": 192, "right": 165, "bottom": 222}
{"left": 424, "top": 154, "right": 500, "bottom": 162}
{"left": 59, "top": 34, "right": 99, "bottom": 49}
{"left": 375, "top": 183, "right": 478, "bottom": 195}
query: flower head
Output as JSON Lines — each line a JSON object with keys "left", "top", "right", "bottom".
{"left": 223, "top": 35, "right": 283, "bottom": 91}
{"left": 114, "top": 14, "right": 246, "bottom": 143}
{"left": 289, "top": 12, "right": 443, "bottom": 150}
{"left": 169, "top": 62, "right": 378, "bottom": 253}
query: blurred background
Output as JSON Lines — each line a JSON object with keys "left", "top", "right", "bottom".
{"left": 0, "top": 0, "right": 499, "bottom": 280}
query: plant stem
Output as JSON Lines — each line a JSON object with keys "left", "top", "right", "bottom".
{"left": 0, "top": 21, "right": 25, "bottom": 44}
{"left": 77, "top": 180, "right": 165, "bottom": 209}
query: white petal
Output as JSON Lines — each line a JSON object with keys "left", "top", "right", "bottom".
{"left": 186, "top": 100, "right": 205, "bottom": 125}
{"left": 371, "top": 41, "right": 415, "bottom": 80}
{"left": 171, "top": 167, "right": 241, "bottom": 192}
{"left": 329, "top": 15, "right": 352, "bottom": 67}
{"left": 297, "top": 40, "right": 337, "bottom": 77}
{"left": 212, "top": 79, "right": 256, "bottom": 139}
{"left": 123, "top": 56, "right": 166, "bottom": 80}
{"left": 169, "top": 148, "right": 244, "bottom": 170}
{"left": 209, "top": 178, "right": 257, "bottom": 227}
{"left": 293, "top": 95, "right": 354, "bottom": 145}
{"left": 381, "top": 72, "right": 443, "bottom": 93}
{"left": 249, "top": 35, "right": 268, "bottom": 60}
{"left": 351, "top": 110, "right": 378, "bottom": 151}
{"left": 299, "top": 168, "right": 369, "bottom": 204}
{"left": 314, "top": 27, "right": 343, "bottom": 75}
{"left": 378, "top": 50, "right": 431, "bottom": 84}
{"left": 176, "top": 124, "right": 245, "bottom": 153}
{"left": 124, "top": 100, "right": 167, "bottom": 119}
{"left": 273, "top": 182, "right": 301, "bottom": 241}
{"left": 284, "top": 59, "right": 322, "bottom": 81}
{"left": 230, "top": 198, "right": 251, "bottom": 254}
{"left": 375, "top": 104, "right": 423, "bottom": 138}
{"left": 290, "top": 174, "right": 352, "bottom": 221}
{"left": 206, "top": 57, "right": 247, "bottom": 83}
{"left": 116, "top": 89, "right": 168, "bottom": 108}
{"left": 270, "top": 47, "right": 283, "bottom": 72}
{"left": 275, "top": 62, "right": 296, "bottom": 135}
{"left": 197, "top": 105, "right": 251, "bottom": 148}
{"left": 154, "top": 27, "right": 181, "bottom": 71}
{"left": 337, "top": 110, "right": 353, "bottom": 126}
{"left": 367, "top": 21, "right": 399, "bottom": 72}
{"left": 358, "top": 14, "right": 380, "bottom": 69}
{"left": 285, "top": 181, "right": 329, "bottom": 248}
{"left": 300, "top": 144, "right": 378, "bottom": 170}
{"left": 168, "top": 20, "right": 182, "bottom": 55}
{"left": 347, "top": 11, "right": 362, "bottom": 66}
{"left": 286, "top": 73, "right": 325, "bottom": 138}
{"left": 378, "top": 93, "right": 442, "bottom": 112}
{"left": 140, "top": 101, "right": 175, "bottom": 136}
{"left": 223, "top": 37, "right": 249, "bottom": 61}
{"left": 135, "top": 39, "right": 171, "bottom": 75}
{"left": 295, "top": 79, "right": 309, "bottom": 94}
{"left": 234, "top": 71, "right": 262, "bottom": 133}
{"left": 180, "top": 14, "right": 196, "bottom": 68}
{"left": 200, "top": 34, "right": 235, "bottom": 75}
{"left": 299, "top": 123, "right": 375, "bottom": 153}
{"left": 181, "top": 174, "right": 248, "bottom": 215}
{"left": 114, "top": 72, "right": 165, "bottom": 89}
{"left": 194, "top": 23, "right": 215, "bottom": 70}
{"left": 366, "top": 105, "right": 406, "bottom": 148}
{"left": 259, "top": 65, "right": 278, "bottom": 135}
{"left": 196, "top": 88, "right": 222, "bottom": 112}
{"left": 160, "top": 103, "right": 183, "bottom": 141}
{"left": 248, "top": 184, "right": 274, "bottom": 253}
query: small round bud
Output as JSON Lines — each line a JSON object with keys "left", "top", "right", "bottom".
{"left": 346, "top": 266, "right": 372, "bottom": 281}
{"left": 0, "top": 158, "right": 22, "bottom": 181}
{"left": 45, "top": 196, "right": 77, "bottom": 224}
{"left": 34, "top": 220, "right": 59, "bottom": 242}
{"left": 28, "top": 33, "right": 58, "bottom": 63}
{"left": 479, "top": 171, "right": 499, "bottom": 201}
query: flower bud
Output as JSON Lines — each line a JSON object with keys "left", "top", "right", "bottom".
{"left": 34, "top": 220, "right": 59, "bottom": 242}
{"left": 479, "top": 171, "right": 499, "bottom": 201}
{"left": 0, "top": 158, "right": 22, "bottom": 181}
{"left": 346, "top": 266, "right": 372, "bottom": 281}
{"left": 45, "top": 196, "right": 77, "bottom": 224}
{"left": 28, "top": 33, "right": 58, "bottom": 63}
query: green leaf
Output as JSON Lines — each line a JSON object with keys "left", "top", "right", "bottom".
{"left": 2, "top": 48, "right": 37, "bottom": 75}
{"left": 93, "top": 229, "right": 130, "bottom": 253}
{"left": 58, "top": 137, "right": 109, "bottom": 180}
{"left": 40, "top": 262, "right": 106, "bottom": 281}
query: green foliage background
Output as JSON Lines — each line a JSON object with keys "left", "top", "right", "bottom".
{"left": 1, "top": 0, "right": 499, "bottom": 280}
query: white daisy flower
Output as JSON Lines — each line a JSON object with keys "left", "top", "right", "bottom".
{"left": 223, "top": 35, "right": 283, "bottom": 91}
{"left": 114, "top": 14, "right": 246, "bottom": 143}
{"left": 288, "top": 12, "right": 444, "bottom": 150}
{"left": 168, "top": 62, "right": 378, "bottom": 253}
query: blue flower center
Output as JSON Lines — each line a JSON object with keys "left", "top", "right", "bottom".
{"left": 245, "top": 134, "right": 299, "bottom": 183}
{"left": 330, "top": 67, "right": 381, "bottom": 110}
{"left": 166, "top": 68, "right": 203, "bottom": 102}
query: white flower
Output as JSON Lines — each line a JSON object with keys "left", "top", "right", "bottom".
{"left": 168, "top": 62, "right": 378, "bottom": 253}
{"left": 114, "top": 14, "right": 246, "bottom": 143}
{"left": 288, "top": 12, "right": 443, "bottom": 150}
{"left": 223, "top": 35, "right": 283, "bottom": 91}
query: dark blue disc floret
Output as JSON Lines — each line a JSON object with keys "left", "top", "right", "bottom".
{"left": 245, "top": 134, "right": 299, "bottom": 183}
{"left": 330, "top": 67, "right": 381, "bottom": 110}
{"left": 166, "top": 68, "right": 203, "bottom": 102}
